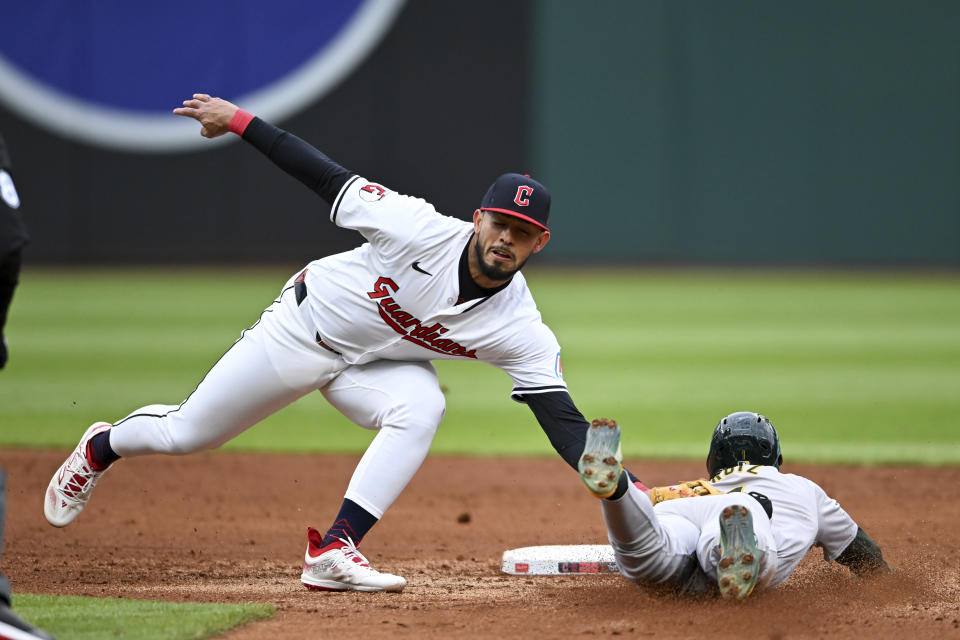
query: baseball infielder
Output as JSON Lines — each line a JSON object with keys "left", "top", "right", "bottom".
{"left": 44, "top": 93, "right": 640, "bottom": 593}
{"left": 578, "top": 412, "right": 890, "bottom": 600}
{"left": 0, "top": 132, "right": 28, "bottom": 370}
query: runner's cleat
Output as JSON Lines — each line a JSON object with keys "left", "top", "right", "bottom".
{"left": 717, "top": 504, "right": 761, "bottom": 601}
{"left": 578, "top": 418, "right": 623, "bottom": 498}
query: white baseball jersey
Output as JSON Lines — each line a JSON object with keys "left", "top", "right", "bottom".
{"left": 710, "top": 464, "right": 859, "bottom": 586}
{"left": 298, "top": 176, "right": 567, "bottom": 400}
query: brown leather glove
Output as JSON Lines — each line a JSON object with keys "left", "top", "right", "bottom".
{"left": 648, "top": 479, "right": 723, "bottom": 505}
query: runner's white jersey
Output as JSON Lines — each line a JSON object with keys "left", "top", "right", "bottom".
{"left": 299, "top": 176, "right": 567, "bottom": 399}
{"left": 709, "top": 464, "right": 859, "bottom": 587}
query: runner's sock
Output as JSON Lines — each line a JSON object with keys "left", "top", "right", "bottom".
{"left": 608, "top": 472, "right": 630, "bottom": 501}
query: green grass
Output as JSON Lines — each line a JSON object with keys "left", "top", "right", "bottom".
{"left": 2, "top": 267, "right": 959, "bottom": 465}
{"left": 12, "top": 593, "right": 273, "bottom": 640}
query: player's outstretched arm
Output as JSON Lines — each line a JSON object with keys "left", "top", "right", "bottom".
{"left": 172, "top": 94, "right": 237, "bottom": 138}
{"left": 172, "top": 93, "right": 355, "bottom": 204}
{"left": 833, "top": 527, "right": 892, "bottom": 575}
{"left": 522, "top": 391, "right": 645, "bottom": 490}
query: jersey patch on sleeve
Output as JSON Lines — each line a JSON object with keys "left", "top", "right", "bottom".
{"left": 358, "top": 182, "right": 387, "bottom": 202}
{"left": 554, "top": 352, "right": 563, "bottom": 378}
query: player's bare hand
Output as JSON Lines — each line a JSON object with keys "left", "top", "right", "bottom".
{"left": 172, "top": 93, "right": 238, "bottom": 139}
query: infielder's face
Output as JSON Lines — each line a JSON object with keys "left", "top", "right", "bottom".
{"left": 471, "top": 211, "right": 550, "bottom": 283}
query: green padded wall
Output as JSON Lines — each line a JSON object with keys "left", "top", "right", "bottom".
{"left": 533, "top": 0, "right": 959, "bottom": 264}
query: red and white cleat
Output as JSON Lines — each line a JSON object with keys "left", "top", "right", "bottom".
{"left": 300, "top": 527, "right": 406, "bottom": 593}
{"left": 43, "top": 422, "right": 113, "bottom": 527}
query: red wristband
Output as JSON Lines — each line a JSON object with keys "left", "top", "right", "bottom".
{"left": 228, "top": 109, "right": 255, "bottom": 136}
{"left": 633, "top": 480, "right": 649, "bottom": 492}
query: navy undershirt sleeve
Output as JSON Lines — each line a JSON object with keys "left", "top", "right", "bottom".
{"left": 523, "top": 391, "right": 638, "bottom": 483}
{"left": 241, "top": 117, "right": 355, "bottom": 204}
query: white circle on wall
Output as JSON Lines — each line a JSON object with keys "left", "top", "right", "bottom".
{"left": 0, "top": 0, "right": 405, "bottom": 153}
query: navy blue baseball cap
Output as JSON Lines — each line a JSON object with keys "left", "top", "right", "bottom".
{"left": 479, "top": 173, "right": 551, "bottom": 231}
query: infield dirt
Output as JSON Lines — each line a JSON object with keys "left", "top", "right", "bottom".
{"left": 5, "top": 450, "right": 959, "bottom": 638}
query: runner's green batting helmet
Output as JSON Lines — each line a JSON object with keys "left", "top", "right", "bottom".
{"left": 706, "top": 412, "right": 782, "bottom": 477}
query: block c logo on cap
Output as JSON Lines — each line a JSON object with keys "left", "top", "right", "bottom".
{"left": 514, "top": 185, "right": 533, "bottom": 207}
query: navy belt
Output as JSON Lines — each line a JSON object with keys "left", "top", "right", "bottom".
{"left": 293, "top": 269, "right": 341, "bottom": 355}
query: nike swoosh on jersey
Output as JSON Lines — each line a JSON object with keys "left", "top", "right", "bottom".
{"left": 411, "top": 261, "right": 433, "bottom": 276}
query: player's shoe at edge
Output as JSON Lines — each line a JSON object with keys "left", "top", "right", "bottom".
{"left": 578, "top": 418, "right": 623, "bottom": 499}
{"left": 0, "top": 602, "right": 57, "bottom": 640}
{"left": 301, "top": 527, "right": 406, "bottom": 593}
{"left": 716, "top": 504, "right": 761, "bottom": 601}
{"left": 43, "top": 422, "right": 114, "bottom": 528}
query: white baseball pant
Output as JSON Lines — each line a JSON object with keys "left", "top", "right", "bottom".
{"left": 107, "top": 270, "right": 446, "bottom": 519}
{"left": 601, "top": 485, "right": 778, "bottom": 588}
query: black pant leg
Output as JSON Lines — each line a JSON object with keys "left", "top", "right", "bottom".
{"left": 0, "top": 249, "right": 22, "bottom": 369}
{"left": 0, "top": 467, "right": 10, "bottom": 606}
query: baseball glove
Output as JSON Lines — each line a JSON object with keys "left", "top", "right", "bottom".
{"left": 648, "top": 479, "right": 722, "bottom": 505}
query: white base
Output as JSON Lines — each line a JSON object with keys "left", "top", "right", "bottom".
{"left": 501, "top": 544, "right": 620, "bottom": 575}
